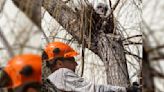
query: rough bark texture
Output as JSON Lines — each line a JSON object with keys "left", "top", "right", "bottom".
{"left": 42, "top": 0, "right": 81, "bottom": 42}
{"left": 96, "top": 33, "right": 129, "bottom": 86}
{"left": 12, "top": 0, "right": 130, "bottom": 89}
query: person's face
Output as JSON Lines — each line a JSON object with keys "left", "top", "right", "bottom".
{"left": 62, "top": 57, "right": 78, "bottom": 72}
{"left": 54, "top": 57, "right": 78, "bottom": 72}
{"left": 26, "top": 88, "right": 39, "bottom": 92}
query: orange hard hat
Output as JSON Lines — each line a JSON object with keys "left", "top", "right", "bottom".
{"left": 44, "top": 42, "right": 78, "bottom": 60}
{"left": 3, "top": 54, "right": 41, "bottom": 88}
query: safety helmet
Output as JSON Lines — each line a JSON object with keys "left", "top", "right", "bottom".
{"left": 0, "top": 54, "right": 41, "bottom": 88}
{"left": 44, "top": 42, "right": 78, "bottom": 61}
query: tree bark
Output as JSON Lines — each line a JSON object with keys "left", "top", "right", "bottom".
{"left": 96, "top": 33, "right": 129, "bottom": 86}
{"left": 142, "top": 47, "right": 155, "bottom": 92}
{"left": 12, "top": 0, "right": 130, "bottom": 87}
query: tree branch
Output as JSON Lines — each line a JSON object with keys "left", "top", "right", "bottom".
{"left": 0, "top": 28, "right": 15, "bottom": 57}
{"left": 124, "top": 49, "right": 142, "bottom": 60}
{"left": 150, "top": 56, "right": 164, "bottom": 61}
{"left": 42, "top": 0, "right": 82, "bottom": 43}
{"left": 122, "top": 35, "right": 142, "bottom": 41}
{"left": 12, "top": 0, "right": 50, "bottom": 43}
{"left": 124, "top": 42, "right": 142, "bottom": 45}
{"left": 12, "top": 0, "right": 41, "bottom": 27}
{"left": 152, "top": 68, "right": 164, "bottom": 78}
{"left": 108, "top": 0, "right": 120, "bottom": 17}
{"left": 147, "top": 45, "right": 164, "bottom": 53}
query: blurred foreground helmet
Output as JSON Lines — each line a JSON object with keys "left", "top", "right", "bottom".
{"left": 0, "top": 54, "right": 41, "bottom": 88}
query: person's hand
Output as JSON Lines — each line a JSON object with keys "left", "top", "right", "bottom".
{"left": 126, "top": 82, "right": 140, "bottom": 92}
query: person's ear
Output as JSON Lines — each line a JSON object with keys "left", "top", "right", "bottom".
{"left": 51, "top": 60, "right": 63, "bottom": 72}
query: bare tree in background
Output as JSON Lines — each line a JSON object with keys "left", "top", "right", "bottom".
{"left": 142, "top": 0, "right": 164, "bottom": 92}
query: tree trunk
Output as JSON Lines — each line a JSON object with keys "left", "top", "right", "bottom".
{"left": 12, "top": 0, "right": 130, "bottom": 88}
{"left": 96, "top": 33, "right": 129, "bottom": 86}
{"left": 42, "top": 0, "right": 130, "bottom": 86}
{"left": 142, "top": 47, "right": 155, "bottom": 92}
